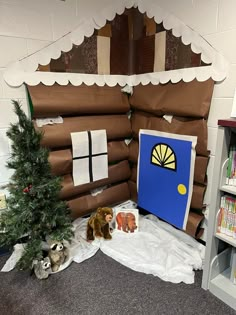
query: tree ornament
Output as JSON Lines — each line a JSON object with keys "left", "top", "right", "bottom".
{"left": 23, "top": 184, "right": 32, "bottom": 194}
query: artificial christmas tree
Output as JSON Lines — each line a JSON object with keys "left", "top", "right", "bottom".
{"left": 0, "top": 100, "right": 74, "bottom": 270}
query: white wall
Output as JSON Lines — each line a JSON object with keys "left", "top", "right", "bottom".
{"left": 0, "top": 0, "right": 235, "bottom": 234}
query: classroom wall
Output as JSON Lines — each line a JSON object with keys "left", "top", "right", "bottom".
{"left": 0, "top": 0, "right": 235, "bottom": 239}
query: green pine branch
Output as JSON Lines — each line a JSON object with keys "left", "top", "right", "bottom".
{"left": 0, "top": 100, "right": 74, "bottom": 270}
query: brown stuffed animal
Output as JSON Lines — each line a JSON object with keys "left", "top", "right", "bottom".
{"left": 87, "top": 207, "right": 113, "bottom": 241}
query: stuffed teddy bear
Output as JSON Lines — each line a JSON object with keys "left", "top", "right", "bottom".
{"left": 48, "top": 241, "right": 68, "bottom": 272}
{"left": 87, "top": 207, "right": 113, "bottom": 241}
{"left": 32, "top": 256, "right": 51, "bottom": 280}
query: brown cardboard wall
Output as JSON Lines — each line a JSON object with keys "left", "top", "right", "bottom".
{"left": 29, "top": 84, "right": 132, "bottom": 219}
{"left": 29, "top": 80, "right": 214, "bottom": 239}
{"left": 130, "top": 79, "right": 214, "bottom": 118}
{"left": 28, "top": 84, "right": 130, "bottom": 117}
{"left": 35, "top": 115, "right": 132, "bottom": 148}
{"left": 60, "top": 160, "right": 131, "bottom": 200}
{"left": 67, "top": 182, "right": 130, "bottom": 219}
{"left": 131, "top": 111, "right": 208, "bottom": 156}
{"left": 49, "top": 141, "right": 129, "bottom": 176}
{"left": 128, "top": 80, "right": 214, "bottom": 238}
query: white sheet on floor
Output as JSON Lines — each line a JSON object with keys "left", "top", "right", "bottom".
{"left": 2, "top": 214, "right": 204, "bottom": 284}
{"left": 72, "top": 215, "right": 204, "bottom": 284}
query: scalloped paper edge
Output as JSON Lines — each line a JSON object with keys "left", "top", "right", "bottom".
{"left": 3, "top": 0, "right": 229, "bottom": 87}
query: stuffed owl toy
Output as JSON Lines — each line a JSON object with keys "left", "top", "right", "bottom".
{"left": 32, "top": 257, "right": 51, "bottom": 280}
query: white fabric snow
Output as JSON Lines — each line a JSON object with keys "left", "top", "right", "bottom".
{"left": 72, "top": 215, "right": 204, "bottom": 284}
{"left": 2, "top": 214, "right": 204, "bottom": 284}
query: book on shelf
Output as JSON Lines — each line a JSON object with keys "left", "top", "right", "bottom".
{"left": 226, "top": 145, "right": 236, "bottom": 185}
{"left": 217, "top": 195, "right": 236, "bottom": 238}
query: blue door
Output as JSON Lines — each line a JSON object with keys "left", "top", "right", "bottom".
{"left": 138, "top": 130, "right": 196, "bottom": 230}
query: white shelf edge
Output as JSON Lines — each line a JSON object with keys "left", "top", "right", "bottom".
{"left": 220, "top": 184, "right": 236, "bottom": 194}
{"left": 215, "top": 232, "right": 236, "bottom": 247}
{"left": 209, "top": 268, "right": 236, "bottom": 310}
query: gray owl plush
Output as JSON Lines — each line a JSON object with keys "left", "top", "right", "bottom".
{"left": 33, "top": 257, "right": 51, "bottom": 280}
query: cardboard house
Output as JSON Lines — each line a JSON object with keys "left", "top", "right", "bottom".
{"left": 3, "top": 1, "right": 228, "bottom": 238}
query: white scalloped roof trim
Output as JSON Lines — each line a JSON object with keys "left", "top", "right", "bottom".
{"left": 4, "top": 0, "right": 229, "bottom": 87}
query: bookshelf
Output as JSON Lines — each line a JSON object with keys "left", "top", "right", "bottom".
{"left": 201, "top": 119, "right": 236, "bottom": 310}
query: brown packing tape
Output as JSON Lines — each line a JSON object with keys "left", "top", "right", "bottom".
{"left": 60, "top": 160, "right": 131, "bottom": 200}
{"left": 129, "top": 140, "right": 209, "bottom": 184}
{"left": 35, "top": 115, "right": 132, "bottom": 148}
{"left": 185, "top": 211, "right": 204, "bottom": 238}
{"left": 130, "top": 79, "right": 214, "bottom": 118}
{"left": 131, "top": 111, "right": 208, "bottom": 156}
{"left": 49, "top": 141, "right": 129, "bottom": 176}
{"left": 28, "top": 84, "right": 130, "bottom": 117}
{"left": 67, "top": 182, "right": 131, "bottom": 219}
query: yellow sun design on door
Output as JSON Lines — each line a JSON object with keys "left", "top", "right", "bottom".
{"left": 151, "top": 143, "right": 177, "bottom": 171}
{"left": 151, "top": 143, "right": 187, "bottom": 195}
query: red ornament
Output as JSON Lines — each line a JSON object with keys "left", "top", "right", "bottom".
{"left": 23, "top": 184, "right": 32, "bottom": 194}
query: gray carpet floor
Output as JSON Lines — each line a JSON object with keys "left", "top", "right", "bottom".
{"left": 0, "top": 250, "right": 235, "bottom": 315}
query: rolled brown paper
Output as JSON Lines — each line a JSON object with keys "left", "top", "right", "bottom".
{"left": 130, "top": 79, "right": 214, "bottom": 118}
{"left": 194, "top": 156, "right": 209, "bottom": 185}
{"left": 130, "top": 166, "right": 137, "bottom": 183}
{"left": 28, "top": 83, "right": 130, "bottom": 117}
{"left": 185, "top": 211, "right": 204, "bottom": 238}
{"left": 49, "top": 149, "right": 72, "bottom": 176}
{"left": 49, "top": 141, "right": 129, "bottom": 176}
{"left": 129, "top": 140, "right": 209, "bottom": 185}
{"left": 128, "top": 180, "right": 138, "bottom": 202}
{"left": 60, "top": 160, "right": 131, "bottom": 200}
{"left": 128, "top": 140, "right": 139, "bottom": 163}
{"left": 191, "top": 184, "right": 206, "bottom": 210}
{"left": 35, "top": 115, "right": 132, "bottom": 148}
{"left": 131, "top": 111, "right": 208, "bottom": 156}
{"left": 67, "top": 182, "right": 130, "bottom": 219}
